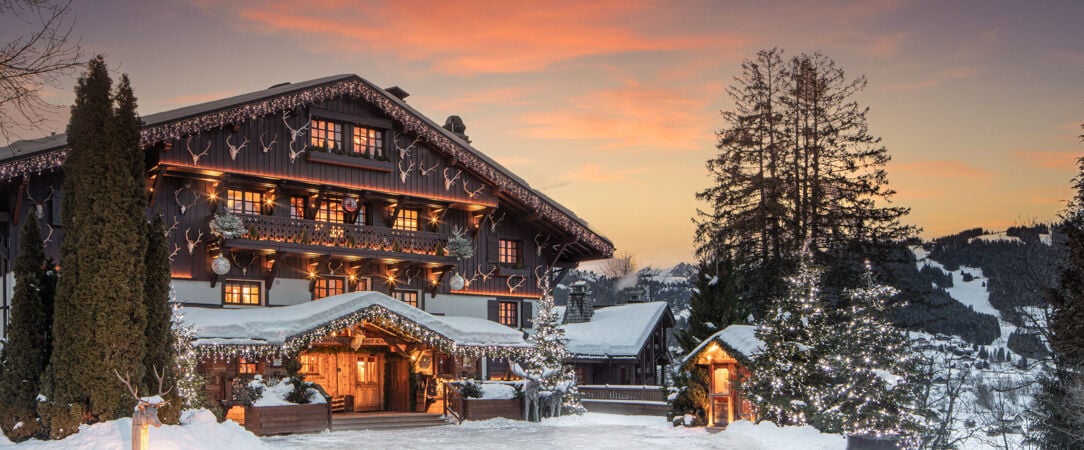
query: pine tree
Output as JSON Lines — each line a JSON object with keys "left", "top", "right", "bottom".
{"left": 815, "top": 262, "right": 918, "bottom": 437}
{"left": 0, "top": 218, "right": 55, "bottom": 441}
{"left": 743, "top": 246, "right": 833, "bottom": 426}
{"left": 675, "top": 259, "right": 747, "bottom": 354}
{"left": 40, "top": 57, "right": 148, "bottom": 438}
{"left": 520, "top": 277, "right": 584, "bottom": 416}
{"left": 695, "top": 49, "right": 915, "bottom": 318}
{"left": 1035, "top": 149, "right": 1084, "bottom": 448}
{"left": 142, "top": 215, "right": 177, "bottom": 424}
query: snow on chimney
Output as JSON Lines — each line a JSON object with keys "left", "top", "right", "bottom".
{"left": 563, "top": 281, "right": 594, "bottom": 324}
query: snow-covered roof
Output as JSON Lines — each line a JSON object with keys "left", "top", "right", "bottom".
{"left": 180, "top": 291, "right": 529, "bottom": 350}
{"left": 562, "top": 302, "right": 673, "bottom": 359}
{"left": 683, "top": 325, "right": 764, "bottom": 366}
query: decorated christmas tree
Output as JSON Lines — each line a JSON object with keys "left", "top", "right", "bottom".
{"left": 518, "top": 275, "right": 585, "bottom": 415}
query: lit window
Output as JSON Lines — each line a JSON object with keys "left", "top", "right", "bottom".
{"left": 314, "top": 277, "right": 346, "bottom": 300}
{"left": 316, "top": 200, "right": 346, "bottom": 223}
{"left": 354, "top": 277, "right": 371, "bottom": 291}
{"left": 227, "top": 189, "right": 262, "bottom": 215}
{"left": 395, "top": 290, "right": 420, "bottom": 309}
{"left": 713, "top": 367, "right": 731, "bottom": 395}
{"left": 224, "top": 280, "right": 261, "bottom": 305}
{"left": 357, "top": 355, "right": 378, "bottom": 383}
{"left": 311, "top": 119, "right": 343, "bottom": 150}
{"left": 352, "top": 126, "right": 384, "bottom": 157}
{"left": 300, "top": 354, "right": 319, "bottom": 375}
{"left": 499, "top": 240, "right": 522, "bottom": 265}
{"left": 393, "top": 209, "right": 419, "bottom": 231}
{"left": 291, "top": 196, "right": 306, "bottom": 219}
{"left": 239, "top": 358, "right": 258, "bottom": 374}
{"left": 499, "top": 301, "right": 518, "bottom": 327}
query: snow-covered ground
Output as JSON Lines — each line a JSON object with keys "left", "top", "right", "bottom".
{"left": 0, "top": 412, "right": 845, "bottom": 449}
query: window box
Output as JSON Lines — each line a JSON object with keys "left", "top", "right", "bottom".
{"left": 306, "top": 150, "right": 393, "bottom": 173}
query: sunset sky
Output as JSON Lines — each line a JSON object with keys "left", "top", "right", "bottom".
{"left": 4, "top": 0, "right": 1083, "bottom": 268}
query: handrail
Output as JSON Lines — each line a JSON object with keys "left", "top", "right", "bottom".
{"left": 577, "top": 385, "right": 665, "bottom": 402}
{"left": 444, "top": 382, "right": 465, "bottom": 424}
{"left": 233, "top": 213, "right": 448, "bottom": 257}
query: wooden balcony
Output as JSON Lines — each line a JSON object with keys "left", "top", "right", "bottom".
{"left": 227, "top": 213, "right": 455, "bottom": 264}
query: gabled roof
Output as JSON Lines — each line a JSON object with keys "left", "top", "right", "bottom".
{"left": 682, "top": 324, "right": 764, "bottom": 367}
{"left": 0, "top": 74, "right": 613, "bottom": 256}
{"left": 561, "top": 301, "right": 674, "bottom": 359}
{"left": 181, "top": 291, "right": 531, "bottom": 358}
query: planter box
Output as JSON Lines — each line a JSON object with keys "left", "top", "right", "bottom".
{"left": 846, "top": 434, "right": 900, "bottom": 450}
{"left": 463, "top": 398, "right": 522, "bottom": 421}
{"left": 243, "top": 403, "right": 331, "bottom": 436}
{"left": 306, "top": 151, "right": 393, "bottom": 172}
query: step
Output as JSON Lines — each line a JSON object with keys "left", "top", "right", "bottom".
{"left": 332, "top": 421, "right": 447, "bottom": 432}
{"left": 331, "top": 414, "right": 450, "bottom": 431}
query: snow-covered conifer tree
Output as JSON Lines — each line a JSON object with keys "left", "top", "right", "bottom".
{"left": 520, "top": 275, "right": 584, "bottom": 415}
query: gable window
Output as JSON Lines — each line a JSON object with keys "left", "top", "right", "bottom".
{"left": 224, "top": 280, "right": 261, "bottom": 306}
{"left": 393, "top": 208, "right": 420, "bottom": 231}
{"left": 311, "top": 119, "right": 343, "bottom": 151}
{"left": 498, "top": 301, "right": 518, "bottom": 327}
{"left": 498, "top": 239, "right": 522, "bottom": 265}
{"left": 313, "top": 277, "right": 347, "bottom": 300}
{"left": 352, "top": 126, "right": 384, "bottom": 158}
{"left": 395, "top": 290, "right": 420, "bottom": 309}
{"left": 291, "top": 196, "right": 306, "bottom": 219}
{"left": 227, "top": 189, "right": 262, "bottom": 215}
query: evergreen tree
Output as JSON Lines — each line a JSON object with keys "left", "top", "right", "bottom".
{"left": 0, "top": 218, "right": 55, "bottom": 441}
{"left": 519, "top": 277, "right": 584, "bottom": 416}
{"left": 743, "top": 246, "right": 833, "bottom": 426}
{"left": 815, "top": 262, "right": 918, "bottom": 437}
{"left": 695, "top": 49, "right": 915, "bottom": 318}
{"left": 1035, "top": 149, "right": 1084, "bottom": 448}
{"left": 675, "top": 259, "right": 746, "bottom": 354}
{"left": 142, "top": 215, "right": 177, "bottom": 424}
{"left": 40, "top": 57, "right": 148, "bottom": 438}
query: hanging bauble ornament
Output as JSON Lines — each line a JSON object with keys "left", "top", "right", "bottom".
{"left": 211, "top": 255, "right": 232, "bottom": 275}
{"left": 342, "top": 197, "right": 358, "bottom": 213}
{"left": 449, "top": 272, "right": 466, "bottom": 291}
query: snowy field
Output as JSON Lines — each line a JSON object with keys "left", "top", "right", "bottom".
{"left": 0, "top": 412, "right": 845, "bottom": 450}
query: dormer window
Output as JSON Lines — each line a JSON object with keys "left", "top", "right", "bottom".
{"left": 311, "top": 119, "right": 343, "bottom": 151}
{"left": 352, "top": 126, "right": 384, "bottom": 158}
{"left": 227, "top": 189, "right": 263, "bottom": 215}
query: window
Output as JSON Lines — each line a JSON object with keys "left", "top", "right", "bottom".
{"left": 393, "top": 208, "right": 419, "bottom": 231}
{"left": 314, "top": 277, "right": 347, "bottom": 300}
{"left": 498, "top": 301, "right": 518, "bottom": 327}
{"left": 395, "top": 290, "right": 420, "bottom": 309}
{"left": 712, "top": 366, "right": 731, "bottom": 395}
{"left": 315, "top": 200, "right": 346, "bottom": 223}
{"left": 291, "top": 196, "right": 306, "bottom": 219}
{"left": 311, "top": 119, "right": 343, "bottom": 150}
{"left": 239, "top": 358, "right": 258, "bottom": 374}
{"left": 498, "top": 239, "right": 522, "bottom": 265}
{"left": 299, "top": 354, "right": 319, "bottom": 375}
{"left": 227, "top": 189, "right": 262, "bottom": 215}
{"left": 353, "top": 277, "right": 371, "bottom": 291}
{"left": 357, "top": 355, "right": 378, "bottom": 383}
{"left": 224, "top": 280, "right": 261, "bottom": 305}
{"left": 352, "top": 126, "right": 384, "bottom": 157}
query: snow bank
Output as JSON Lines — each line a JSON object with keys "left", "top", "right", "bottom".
{"left": 2, "top": 410, "right": 267, "bottom": 450}
{"left": 562, "top": 302, "right": 669, "bottom": 357}
{"left": 479, "top": 383, "right": 517, "bottom": 400}
{"left": 250, "top": 377, "right": 327, "bottom": 407}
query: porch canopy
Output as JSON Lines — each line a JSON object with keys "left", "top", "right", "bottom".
{"left": 180, "top": 291, "right": 532, "bottom": 360}
{"left": 682, "top": 325, "right": 765, "bottom": 367}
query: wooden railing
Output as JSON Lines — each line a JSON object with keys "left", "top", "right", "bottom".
{"left": 234, "top": 213, "right": 448, "bottom": 257}
{"left": 578, "top": 385, "right": 666, "bottom": 403}
{"left": 444, "top": 382, "right": 465, "bottom": 424}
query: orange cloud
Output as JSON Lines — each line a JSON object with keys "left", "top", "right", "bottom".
{"left": 862, "top": 32, "right": 909, "bottom": 59}
{"left": 891, "top": 65, "right": 976, "bottom": 90}
{"left": 518, "top": 80, "right": 712, "bottom": 151}
{"left": 426, "top": 87, "right": 532, "bottom": 113}
{"left": 892, "top": 160, "right": 993, "bottom": 181}
{"left": 1011, "top": 150, "right": 1079, "bottom": 170}
{"left": 566, "top": 163, "right": 647, "bottom": 183}
{"left": 200, "top": 0, "right": 741, "bottom": 75}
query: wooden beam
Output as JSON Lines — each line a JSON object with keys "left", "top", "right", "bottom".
{"left": 548, "top": 239, "right": 574, "bottom": 268}
{"left": 552, "top": 267, "right": 570, "bottom": 286}
{"left": 428, "top": 264, "right": 455, "bottom": 298}
{"left": 471, "top": 207, "right": 494, "bottom": 239}
{"left": 13, "top": 177, "right": 28, "bottom": 226}
{"left": 388, "top": 195, "right": 407, "bottom": 225}
{"left": 264, "top": 251, "right": 284, "bottom": 292}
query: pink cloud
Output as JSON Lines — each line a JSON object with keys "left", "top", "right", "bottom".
{"left": 565, "top": 163, "right": 647, "bottom": 183}
{"left": 1011, "top": 150, "right": 1080, "bottom": 170}
{"left": 891, "top": 66, "right": 976, "bottom": 90}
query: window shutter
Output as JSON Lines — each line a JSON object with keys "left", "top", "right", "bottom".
{"left": 487, "top": 299, "right": 499, "bottom": 323}
{"left": 486, "top": 236, "right": 499, "bottom": 262}
{"left": 520, "top": 301, "right": 533, "bottom": 328}
{"left": 51, "top": 190, "right": 63, "bottom": 226}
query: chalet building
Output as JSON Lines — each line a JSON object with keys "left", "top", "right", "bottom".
{"left": 0, "top": 74, "right": 615, "bottom": 413}
{"left": 682, "top": 325, "right": 763, "bottom": 427}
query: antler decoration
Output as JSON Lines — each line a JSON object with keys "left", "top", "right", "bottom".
{"left": 490, "top": 211, "right": 506, "bottom": 233}
{"left": 174, "top": 183, "right": 200, "bottom": 215}
{"left": 114, "top": 365, "right": 171, "bottom": 444}
{"left": 395, "top": 132, "right": 422, "bottom": 160}
{"left": 168, "top": 244, "right": 181, "bottom": 262}
{"left": 534, "top": 233, "right": 553, "bottom": 257}
{"left": 507, "top": 274, "right": 526, "bottom": 293}
{"left": 403, "top": 267, "right": 421, "bottom": 285}
{"left": 231, "top": 252, "right": 256, "bottom": 276}
{"left": 259, "top": 130, "right": 278, "bottom": 153}
{"left": 418, "top": 159, "right": 438, "bottom": 176}
{"left": 463, "top": 180, "right": 485, "bottom": 199}
{"left": 185, "top": 228, "right": 204, "bottom": 255}
{"left": 398, "top": 158, "right": 416, "bottom": 183}
{"left": 226, "top": 133, "right": 250, "bottom": 161}
{"left": 477, "top": 264, "right": 496, "bottom": 282}
{"left": 327, "top": 260, "right": 344, "bottom": 276}
{"left": 164, "top": 215, "right": 179, "bottom": 238}
{"left": 534, "top": 265, "right": 549, "bottom": 290}
{"left": 186, "top": 136, "right": 211, "bottom": 165}
{"left": 26, "top": 188, "right": 53, "bottom": 219}
{"left": 282, "top": 111, "right": 312, "bottom": 163}
{"left": 442, "top": 168, "right": 462, "bottom": 191}
{"left": 42, "top": 224, "right": 54, "bottom": 248}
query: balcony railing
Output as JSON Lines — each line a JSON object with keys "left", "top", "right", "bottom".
{"left": 233, "top": 213, "right": 448, "bottom": 258}
{"left": 578, "top": 385, "right": 666, "bottom": 403}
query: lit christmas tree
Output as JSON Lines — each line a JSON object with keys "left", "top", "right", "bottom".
{"left": 519, "top": 275, "right": 584, "bottom": 415}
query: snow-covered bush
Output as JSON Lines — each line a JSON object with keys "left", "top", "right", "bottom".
{"left": 456, "top": 380, "right": 484, "bottom": 399}
{"left": 210, "top": 212, "right": 247, "bottom": 239}
{"left": 445, "top": 226, "right": 474, "bottom": 260}
{"left": 231, "top": 377, "right": 264, "bottom": 407}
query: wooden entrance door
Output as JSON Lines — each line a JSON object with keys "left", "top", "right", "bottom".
{"left": 354, "top": 353, "right": 383, "bottom": 411}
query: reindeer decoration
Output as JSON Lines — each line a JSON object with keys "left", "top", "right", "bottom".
{"left": 185, "top": 136, "right": 211, "bottom": 165}
{"left": 259, "top": 130, "right": 278, "bottom": 153}
{"left": 463, "top": 180, "right": 485, "bottom": 199}
{"left": 226, "top": 133, "right": 249, "bottom": 161}
{"left": 26, "top": 188, "right": 53, "bottom": 219}
{"left": 398, "top": 158, "right": 415, "bottom": 184}
{"left": 442, "top": 168, "right": 462, "bottom": 191}
{"left": 184, "top": 228, "right": 204, "bottom": 255}
{"left": 489, "top": 211, "right": 506, "bottom": 233}
{"left": 174, "top": 183, "right": 200, "bottom": 215}
{"left": 115, "top": 366, "right": 171, "bottom": 450}
{"left": 282, "top": 111, "right": 312, "bottom": 163}
{"left": 534, "top": 233, "right": 553, "bottom": 257}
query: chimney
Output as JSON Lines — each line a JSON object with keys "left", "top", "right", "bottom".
{"left": 562, "top": 281, "right": 594, "bottom": 324}
{"left": 443, "top": 115, "right": 471, "bottom": 143}
{"left": 624, "top": 286, "right": 647, "bottom": 303}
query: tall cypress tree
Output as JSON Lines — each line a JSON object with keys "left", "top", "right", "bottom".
{"left": 143, "top": 214, "right": 178, "bottom": 424}
{"left": 0, "top": 218, "right": 54, "bottom": 441}
{"left": 40, "top": 56, "right": 148, "bottom": 438}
